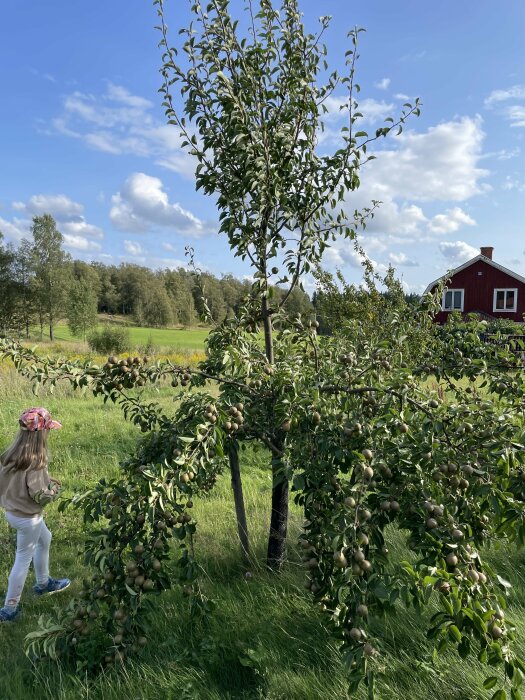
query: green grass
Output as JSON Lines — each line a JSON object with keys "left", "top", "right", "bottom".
{"left": 2, "top": 369, "right": 525, "bottom": 699}
{"left": 29, "top": 323, "right": 210, "bottom": 352}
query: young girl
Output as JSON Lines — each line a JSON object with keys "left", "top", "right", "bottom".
{"left": 0, "top": 407, "right": 70, "bottom": 622}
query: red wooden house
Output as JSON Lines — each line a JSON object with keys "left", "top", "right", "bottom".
{"left": 424, "top": 247, "right": 525, "bottom": 324}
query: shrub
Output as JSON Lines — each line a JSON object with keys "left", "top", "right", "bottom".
{"left": 87, "top": 325, "right": 130, "bottom": 355}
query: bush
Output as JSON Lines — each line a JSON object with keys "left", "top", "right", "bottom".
{"left": 136, "top": 334, "right": 160, "bottom": 357}
{"left": 87, "top": 325, "right": 131, "bottom": 354}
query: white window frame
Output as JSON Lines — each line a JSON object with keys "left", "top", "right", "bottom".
{"left": 442, "top": 288, "right": 464, "bottom": 312}
{"left": 493, "top": 288, "right": 518, "bottom": 313}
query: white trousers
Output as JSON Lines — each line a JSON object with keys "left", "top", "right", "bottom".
{"left": 4, "top": 512, "right": 52, "bottom": 606}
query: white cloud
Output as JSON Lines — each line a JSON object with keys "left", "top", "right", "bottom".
{"left": 14, "top": 194, "right": 84, "bottom": 219}
{"left": 388, "top": 252, "right": 419, "bottom": 267}
{"left": 506, "top": 105, "right": 525, "bottom": 128}
{"left": 162, "top": 242, "right": 177, "bottom": 252}
{"left": 323, "top": 96, "right": 395, "bottom": 125}
{"left": 51, "top": 84, "right": 194, "bottom": 178}
{"left": 0, "top": 216, "right": 28, "bottom": 242}
{"left": 359, "top": 116, "right": 489, "bottom": 203}
{"left": 6, "top": 194, "right": 104, "bottom": 251}
{"left": 62, "top": 220, "right": 103, "bottom": 240}
{"left": 63, "top": 234, "right": 102, "bottom": 251}
{"left": 428, "top": 207, "right": 476, "bottom": 234}
{"left": 110, "top": 172, "right": 211, "bottom": 237}
{"left": 438, "top": 241, "right": 479, "bottom": 264}
{"left": 485, "top": 85, "right": 525, "bottom": 128}
{"left": 124, "top": 240, "right": 144, "bottom": 256}
{"left": 485, "top": 85, "right": 525, "bottom": 107}
{"left": 502, "top": 176, "right": 525, "bottom": 192}
{"left": 375, "top": 78, "right": 391, "bottom": 91}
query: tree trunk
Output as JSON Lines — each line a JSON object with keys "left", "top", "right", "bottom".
{"left": 261, "top": 294, "right": 289, "bottom": 569}
{"left": 228, "top": 442, "right": 250, "bottom": 559}
{"left": 266, "top": 451, "right": 289, "bottom": 569}
{"left": 49, "top": 322, "right": 54, "bottom": 341}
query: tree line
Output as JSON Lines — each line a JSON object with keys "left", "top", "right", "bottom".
{"left": 0, "top": 214, "right": 313, "bottom": 340}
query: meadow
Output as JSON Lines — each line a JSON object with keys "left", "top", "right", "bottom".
{"left": 2, "top": 369, "right": 525, "bottom": 699}
{"left": 30, "top": 322, "right": 209, "bottom": 354}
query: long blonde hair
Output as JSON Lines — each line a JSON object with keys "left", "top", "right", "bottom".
{"left": 0, "top": 429, "right": 49, "bottom": 471}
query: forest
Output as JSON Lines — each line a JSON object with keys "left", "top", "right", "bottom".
{"left": 0, "top": 214, "right": 313, "bottom": 339}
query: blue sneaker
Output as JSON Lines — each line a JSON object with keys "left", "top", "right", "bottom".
{"left": 33, "top": 577, "right": 71, "bottom": 597}
{"left": 0, "top": 605, "right": 21, "bottom": 622}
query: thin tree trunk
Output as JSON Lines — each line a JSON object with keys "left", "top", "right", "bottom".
{"left": 266, "top": 451, "right": 288, "bottom": 569}
{"left": 228, "top": 442, "right": 250, "bottom": 559}
{"left": 261, "top": 294, "right": 289, "bottom": 569}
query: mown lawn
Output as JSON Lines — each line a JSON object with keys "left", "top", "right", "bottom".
{"left": 2, "top": 369, "right": 525, "bottom": 699}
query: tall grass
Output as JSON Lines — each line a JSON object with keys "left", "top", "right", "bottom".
{"left": 1, "top": 373, "right": 525, "bottom": 698}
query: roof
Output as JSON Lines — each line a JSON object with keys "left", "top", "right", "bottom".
{"left": 423, "top": 254, "right": 525, "bottom": 296}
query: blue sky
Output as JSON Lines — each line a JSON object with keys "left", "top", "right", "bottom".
{"left": 1, "top": 0, "right": 524, "bottom": 293}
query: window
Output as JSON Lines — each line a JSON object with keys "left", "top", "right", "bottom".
{"left": 493, "top": 288, "right": 517, "bottom": 312}
{"left": 442, "top": 289, "right": 464, "bottom": 311}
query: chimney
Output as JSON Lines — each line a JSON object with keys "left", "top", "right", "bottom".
{"left": 480, "top": 246, "right": 494, "bottom": 260}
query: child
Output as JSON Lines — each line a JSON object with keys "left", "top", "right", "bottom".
{"left": 0, "top": 407, "right": 70, "bottom": 622}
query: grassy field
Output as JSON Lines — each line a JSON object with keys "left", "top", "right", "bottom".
{"left": 44, "top": 322, "right": 210, "bottom": 352}
{"left": 2, "top": 369, "right": 525, "bottom": 699}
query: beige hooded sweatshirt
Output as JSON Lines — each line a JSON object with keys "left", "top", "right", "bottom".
{"left": 0, "top": 464, "right": 60, "bottom": 518}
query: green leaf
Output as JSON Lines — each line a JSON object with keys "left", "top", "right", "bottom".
{"left": 448, "top": 625, "right": 461, "bottom": 643}
{"left": 491, "top": 690, "right": 506, "bottom": 700}
{"left": 483, "top": 677, "right": 499, "bottom": 690}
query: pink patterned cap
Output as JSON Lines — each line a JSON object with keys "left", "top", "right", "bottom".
{"left": 19, "top": 407, "right": 62, "bottom": 432}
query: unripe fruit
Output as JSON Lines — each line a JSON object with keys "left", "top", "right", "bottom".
{"left": 113, "top": 634, "right": 123, "bottom": 645}
{"left": 134, "top": 544, "right": 145, "bottom": 555}
{"left": 351, "top": 563, "right": 363, "bottom": 575}
{"left": 467, "top": 570, "right": 479, "bottom": 583}
{"left": 134, "top": 575, "right": 145, "bottom": 587}
{"left": 363, "top": 466, "right": 374, "bottom": 480}
{"left": 426, "top": 518, "right": 438, "bottom": 529}
{"left": 348, "top": 627, "right": 362, "bottom": 641}
{"left": 281, "top": 419, "right": 291, "bottom": 432}
{"left": 399, "top": 423, "right": 409, "bottom": 433}
{"left": 138, "top": 636, "right": 148, "bottom": 646}
{"left": 353, "top": 550, "right": 365, "bottom": 563}
{"left": 381, "top": 501, "right": 391, "bottom": 511}
{"left": 307, "top": 558, "right": 319, "bottom": 569}
{"left": 344, "top": 496, "right": 356, "bottom": 508}
{"left": 363, "top": 643, "right": 375, "bottom": 656}
{"left": 357, "top": 604, "right": 368, "bottom": 617}
{"left": 360, "top": 560, "right": 372, "bottom": 572}
{"left": 489, "top": 625, "right": 503, "bottom": 639}
{"left": 433, "top": 506, "right": 444, "bottom": 517}
{"left": 446, "top": 553, "right": 458, "bottom": 567}
{"left": 152, "top": 559, "right": 161, "bottom": 572}
{"left": 143, "top": 579, "right": 155, "bottom": 591}
{"left": 390, "top": 501, "right": 400, "bottom": 512}
{"left": 362, "top": 449, "right": 373, "bottom": 462}
{"left": 451, "top": 528, "right": 464, "bottom": 540}
{"left": 478, "top": 572, "right": 487, "bottom": 584}
{"left": 312, "top": 411, "right": 321, "bottom": 425}
{"left": 333, "top": 551, "right": 347, "bottom": 568}
{"left": 357, "top": 533, "right": 369, "bottom": 546}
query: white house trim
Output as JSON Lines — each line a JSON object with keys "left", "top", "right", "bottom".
{"left": 423, "top": 255, "right": 525, "bottom": 296}
{"left": 493, "top": 288, "right": 518, "bottom": 313}
{"left": 442, "top": 288, "right": 464, "bottom": 312}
